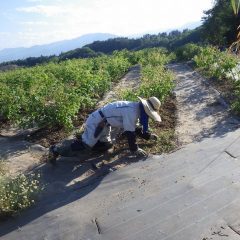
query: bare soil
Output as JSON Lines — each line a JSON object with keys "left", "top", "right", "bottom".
{"left": 169, "top": 63, "right": 240, "bottom": 146}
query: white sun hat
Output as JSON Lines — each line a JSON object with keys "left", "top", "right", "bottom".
{"left": 138, "top": 96, "right": 162, "bottom": 122}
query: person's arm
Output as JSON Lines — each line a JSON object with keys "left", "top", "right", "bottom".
{"left": 122, "top": 108, "right": 148, "bottom": 157}
{"left": 124, "top": 131, "right": 148, "bottom": 157}
{"left": 124, "top": 131, "right": 138, "bottom": 151}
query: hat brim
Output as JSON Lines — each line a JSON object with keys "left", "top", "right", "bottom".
{"left": 138, "top": 97, "right": 162, "bottom": 122}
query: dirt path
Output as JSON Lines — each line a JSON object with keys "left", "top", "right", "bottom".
{"left": 169, "top": 63, "right": 240, "bottom": 146}
{"left": 97, "top": 65, "right": 141, "bottom": 108}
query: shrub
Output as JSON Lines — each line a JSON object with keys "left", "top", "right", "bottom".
{"left": 175, "top": 43, "right": 202, "bottom": 61}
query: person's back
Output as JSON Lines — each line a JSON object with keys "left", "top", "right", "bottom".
{"left": 100, "top": 101, "right": 140, "bottom": 131}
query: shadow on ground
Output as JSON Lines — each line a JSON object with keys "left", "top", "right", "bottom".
{"left": 0, "top": 147, "right": 147, "bottom": 237}
{"left": 195, "top": 115, "right": 240, "bottom": 141}
{"left": 0, "top": 137, "right": 31, "bottom": 160}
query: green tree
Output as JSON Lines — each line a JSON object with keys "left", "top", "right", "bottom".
{"left": 230, "top": 0, "right": 240, "bottom": 52}
{"left": 202, "top": 0, "right": 240, "bottom": 47}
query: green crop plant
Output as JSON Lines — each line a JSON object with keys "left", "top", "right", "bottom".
{"left": 175, "top": 43, "right": 203, "bottom": 61}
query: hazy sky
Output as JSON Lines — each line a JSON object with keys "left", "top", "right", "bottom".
{"left": 0, "top": 0, "right": 214, "bottom": 50}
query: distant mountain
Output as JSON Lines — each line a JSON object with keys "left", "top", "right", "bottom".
{"left": 177, "top": 21, "right": 202, "bottom": 31}
{"left": 0, "top": 33, "right": 117, "bottom": 63}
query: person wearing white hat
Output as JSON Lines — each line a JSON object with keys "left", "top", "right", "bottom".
{"left": 49, "top": 96, "right": 162, "bottom": 164}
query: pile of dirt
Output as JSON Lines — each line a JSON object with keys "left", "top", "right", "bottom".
{"left": 158, "top": 94, "right": 177, "bottom": 130}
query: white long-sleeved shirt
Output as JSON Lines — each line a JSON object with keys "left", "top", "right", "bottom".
{"left": 100, "top": 101, "right": 140, "bottom": 132}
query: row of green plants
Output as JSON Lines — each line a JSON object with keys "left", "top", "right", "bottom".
{"left": 175, "top": 43, "right": 240, "bottom": 113}
{"left": 0, "top": 162, "right": 42, "bottom": 219}
{"left": 194, "top": 46, "right": 238, "bottom": 81}
{"left": 119, "top": 48, "right": 175, "bottom": 102}
{"left": 0, "top": 48, "right": 175, "bottom": 130}
{"left": 0, "top": 52, "right": 131, "bottom": 129}
{"left": 175, "top": 43, "right": 202, "bottom": 62}
{"left": 119, "top": 48, "right": 176, "bottom": 154}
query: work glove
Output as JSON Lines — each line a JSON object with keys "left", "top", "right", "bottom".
{"left": 149, "top": 133, "right": 158, "bottom": 141}
{"left": 135, "top": 128, "right": 158, "bottom": 141}
{"left": 132, "top": 148, "right": 148, "bottom": 157}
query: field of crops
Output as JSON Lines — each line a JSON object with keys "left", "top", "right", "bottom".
{"left": 0, "top": 52, "right": 131, "bottom": 129}
{"left": 0, "top": 48, "right": 174, "bottom": 130}
{"left": 0, "top": 48, "right": 176, "bottom": 218}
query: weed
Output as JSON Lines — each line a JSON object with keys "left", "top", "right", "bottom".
{"left": 0, "top": 164, "right": 43, "bottom": 220}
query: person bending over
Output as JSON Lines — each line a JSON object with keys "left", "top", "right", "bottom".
{"left": 49, "top": 96, "right": 161, "bottom": 164}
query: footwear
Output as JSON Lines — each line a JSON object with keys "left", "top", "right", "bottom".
{"left": 48, "top": 145, "right": 59, "bottom": 165}
{"left": 92, "top": 141, "right": 113, "bottom": 153}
